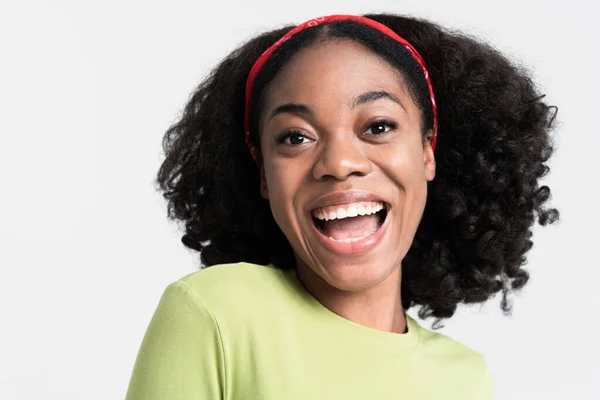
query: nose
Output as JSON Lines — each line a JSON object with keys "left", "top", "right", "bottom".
{"left": 312, "top": 134, "right": 372, "bottom": 181}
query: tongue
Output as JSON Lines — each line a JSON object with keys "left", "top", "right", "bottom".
{"left": 321, "top": 214, "right": 380, "bottom": 240}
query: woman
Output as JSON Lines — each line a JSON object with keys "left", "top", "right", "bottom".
{"left": 126, "top": 13, "right": 558, "bottom": 399}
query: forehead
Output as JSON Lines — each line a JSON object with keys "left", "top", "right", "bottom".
{"left": 263, "top": 39, "right": 409, "bottom": 107}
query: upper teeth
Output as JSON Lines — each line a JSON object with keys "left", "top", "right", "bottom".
{"left": 312, "top": 201, "right": 385, "bottom": 221}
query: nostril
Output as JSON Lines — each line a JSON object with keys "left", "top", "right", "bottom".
{"left": 311, "top": 144, "right": 372, "bottom": 181}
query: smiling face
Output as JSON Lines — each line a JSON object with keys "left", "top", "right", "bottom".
{"left": 258, "top": 39, "right": 435, "bottom": 294}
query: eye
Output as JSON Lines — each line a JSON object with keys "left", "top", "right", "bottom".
{"left": 364, "top": 119, "right": 398, "bottom": 135}
{"left": 277, "top": 130, "right": 312, "bottom": 145}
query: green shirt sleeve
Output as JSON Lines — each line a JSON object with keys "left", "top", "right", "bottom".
{"left": 481, "top": 361, "right": 496, "bottom": 400}
{"left": 125, "top": 280, "right": 225, "bottom": 400}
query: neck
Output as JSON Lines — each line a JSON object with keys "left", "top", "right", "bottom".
{"left": 295, "top": 263, "right": 407, "bottom": 334}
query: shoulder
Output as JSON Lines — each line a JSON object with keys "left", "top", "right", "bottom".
{"left": 177, "top": 262, "right": 284, "bottom": 299}
{"left": 168, "top": 262, "right": 290, "bottom": 320}
{"left": 410, "top": 317, "right": 490, "bottom": 374}
{"left": 412, "top": 320, "right": 485, "bottom": 361}
{"left": 410, "top": 318, "right": 494, "bottom": 398}
{"left": 180, "top": 261, "right": 281, "bottom": 285}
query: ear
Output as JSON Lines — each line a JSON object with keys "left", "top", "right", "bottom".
{"left": 259, "top": 164, "right": 269, "bottom": 199}
{"left": 423, "top": 129, "right": 436, "bottom": 182}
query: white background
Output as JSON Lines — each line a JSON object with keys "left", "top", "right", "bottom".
{"left": 0, "top": 0, "right": 598, "bottom": 399}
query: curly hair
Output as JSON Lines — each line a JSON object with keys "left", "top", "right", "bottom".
{"left": 156, "top": 13, "right": 559, "bottom": 321}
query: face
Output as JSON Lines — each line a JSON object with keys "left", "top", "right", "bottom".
{"left": 259, "top": 39, "right": 435, "bottom": 293}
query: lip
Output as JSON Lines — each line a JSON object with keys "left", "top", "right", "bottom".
{"left": 306, "top": 190, "right": 389, "bottom": 213}
{"left": 306, "top": 190, "right": 391, "bottom": 255}
{"left": 310, "top": 205, "right": 391, "bottom": 255}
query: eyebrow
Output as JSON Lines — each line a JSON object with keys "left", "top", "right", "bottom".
{"left": 268, "top": 90, "right": 404, "bottom": 121}
{"left": 352, "top": 90, "right": 405, "bottom": 111}
{"left": 269, "top": 103, "right": 314, "bottom": 121}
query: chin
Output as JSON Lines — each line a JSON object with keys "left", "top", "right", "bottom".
{"left": 308, "top": 255, "right": 400, "bottom": 293}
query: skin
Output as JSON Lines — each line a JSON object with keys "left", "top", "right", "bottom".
{"left": 258, "top": 39, "right": 436, "bottom": 334}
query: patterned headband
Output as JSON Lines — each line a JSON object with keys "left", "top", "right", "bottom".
{"left": 244, "top": 14, "right": 438, "bottom": 163}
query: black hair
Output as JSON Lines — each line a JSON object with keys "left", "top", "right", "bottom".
{"left": 156, "top": 13, "right": 559, "bottom": 322}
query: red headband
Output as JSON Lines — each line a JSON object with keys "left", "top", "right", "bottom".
{"left": 244, "top": 14, "right": 438, "bottom": 162}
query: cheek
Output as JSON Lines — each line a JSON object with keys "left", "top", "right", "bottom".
{"left": 264, "top": 160, "right": 308, "bottom": 231}
{"left": 373, "top": 139, "right": 427, "bottom": 185}
{"left": 373, "top": 141, "right": 429, "bottom": 223}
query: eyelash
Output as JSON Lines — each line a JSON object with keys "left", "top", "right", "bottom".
{"left": 276, "top": 130, "right": 309, "bottom": 145}
{"left": 276, "top": 119, "right": 398, "bottom": 145}
{"left": 365, "top": 118, "right": 398, "bottom": 135}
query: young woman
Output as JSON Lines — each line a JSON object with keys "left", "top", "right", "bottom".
{"left": 126, "top": 13, "right": 558, "bottom": 399}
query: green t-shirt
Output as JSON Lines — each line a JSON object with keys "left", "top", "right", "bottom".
{"left": 126, "top": 262, "right": 494, "bottom": 399}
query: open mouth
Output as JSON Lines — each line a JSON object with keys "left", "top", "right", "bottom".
{"left": 311, "top": 201, "right": 389, "bottom": 243}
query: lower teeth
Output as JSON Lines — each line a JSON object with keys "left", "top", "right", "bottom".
{"left": 328, "top": 229, "right": 378, "bottom": 243}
